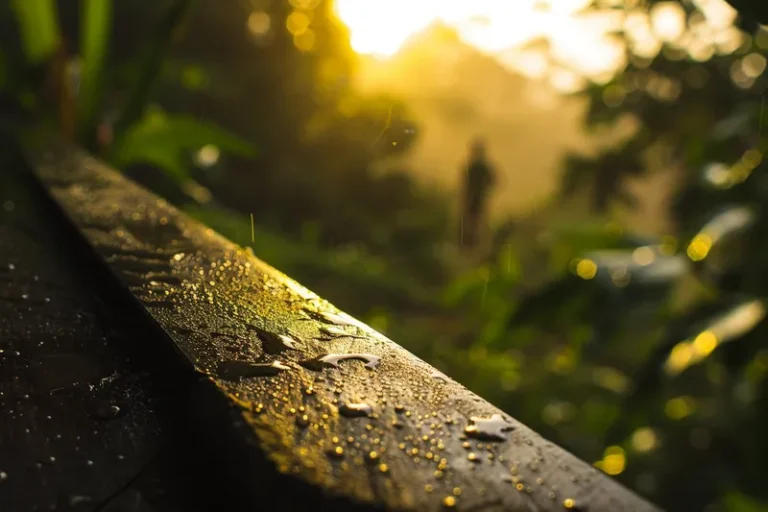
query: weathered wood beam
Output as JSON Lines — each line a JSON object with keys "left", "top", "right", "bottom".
{"left": 24, "top": 135, "right": 660, "bottom": 511}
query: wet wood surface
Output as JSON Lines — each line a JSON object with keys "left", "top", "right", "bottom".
{"left": 12, "top": 136, "right": 661, "bottom": 511}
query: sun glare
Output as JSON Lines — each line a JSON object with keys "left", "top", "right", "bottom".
{"left": 334, "top": 0, "right": 591, "bottom": 56}
{"left": 333, "top": 0, "right": 625, "bottom": 87}
{"left": 334, "top": 0, "right": 739, "bottom": 90}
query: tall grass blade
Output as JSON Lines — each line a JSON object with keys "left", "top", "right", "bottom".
{"left": 10, "top": 0, "right": 61, "bottom": 64}
{"left": 77, "top": 0, "right": 112, "bottom": 148}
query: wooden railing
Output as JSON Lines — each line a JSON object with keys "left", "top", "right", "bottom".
{"left": 6, "top": 135, "right": 660, "bottom": 511}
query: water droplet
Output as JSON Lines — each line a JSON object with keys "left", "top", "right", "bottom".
{"left": 93, "top": 404, "right": 121, "bottom": 420}
{"left": 319, "top": 325, "right": 366, "bottom": 339}
{"left": 0, "top": 471, "right": 7, "bottom": 481}
{"left": 339, "top": 402, "right": 373, "bottom": 417}
{"left": 304, "top": 309, "right": 372, "bottom": 331}
{"left": 69, "top": 495, "right": 92, "bottom": 506}
{"left": 431, "top": 371, "right": 449, "bottom": 382}
{"left": 464, "top": 414, "right": 514, "bottom": 441}
{"left": 250, "top": 327, "right": 300, "bottom": 354}
{"left": 278, "top": 334, "right": 300, "bottom": 349}
{"left": 217, "top": 360, "right": 290, "bottom": 380}
{"left": 306, "top": 310, "right": 347, "bottom": 325}
{"left": 7, "top": 263, "right": 15, "bottom": 271}
{"left": 300, "top": 353, "right": 380, "bottom": 371}
{"left": 296, "top": 414, "right": 310, "bottom": 428}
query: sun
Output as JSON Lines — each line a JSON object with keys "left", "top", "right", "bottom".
{"left": 332, "top": 0, "right": 735, "bottom": 92}
{"left": 332, "top": 0, "right": 623, "bottom": 87}
{"left": 332, "top": 0, "right": 441, "bottom": 57}
{"left": 332, "top": 0, "right": 569, "bottom": 57}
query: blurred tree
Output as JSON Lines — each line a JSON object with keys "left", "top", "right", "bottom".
{"left": 543, "top": 0, "right": 768, "bottom": 508}
{"left": 156, "top": 0, "right": 448, "bottom": 278}
{"left": 0, "top": 0, "right": 255, "bottom": 186}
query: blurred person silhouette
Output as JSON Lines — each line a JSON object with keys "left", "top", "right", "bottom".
{"left": 460, "top": 137, "right": 496, "bottom": 250}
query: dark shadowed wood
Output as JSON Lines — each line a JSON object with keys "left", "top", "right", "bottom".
{"left": 23, "top": 136, "right": 660, "bottom": 511}
{"left": 0, "top": 147, "right": 245, "bottom": 512}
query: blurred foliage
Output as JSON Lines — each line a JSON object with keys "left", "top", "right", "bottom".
{"left": 113, "top": 105, "right": 254, "bottom": 181}
{"left": 10, "top": 0, "right": 60, "bottom": 64}
{"left": 0, "top": 0, "right": 249, "bottom": 183}
{"left": 3, "top": 1, "right": 768, "bottom": 511}
{"left": 76, "top": 0, "right": 111, "bottom": 145}
{"left": 546, "top": 0, "right": 768, "bottom": 509}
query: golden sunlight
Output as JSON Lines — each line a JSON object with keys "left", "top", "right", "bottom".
{"left": 334, "top": 0, "right": 739, "bottom": 90}
{"left": 334, "top": 0, "right": 624, "bottom": 85}
{"left": 334, "top": 0, "right": 594, "bottom": 56}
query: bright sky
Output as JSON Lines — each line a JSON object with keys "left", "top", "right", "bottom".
{"left": 335, "top": 0, "right": 594, "bottom": 55}
{"left": 334, "top": 0, "right": 741, "bottom": 91}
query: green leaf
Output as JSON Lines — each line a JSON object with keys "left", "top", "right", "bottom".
{"left": 77, "top": 0, "right": 112, "bottom": 147}
{"left": 180, "top": 64, "right": 209, "bottom": 90}
{"left": 121, "top": 145, "right": 189, "bottom": 182}
{"left": 111, "top": 106, "right": 255, "bottom": 182}
{"left": 10, "top": 0, "right": 61, "bottom": 64}
{"left": 722, "top": 491, "right": 768, "bottom": 512}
